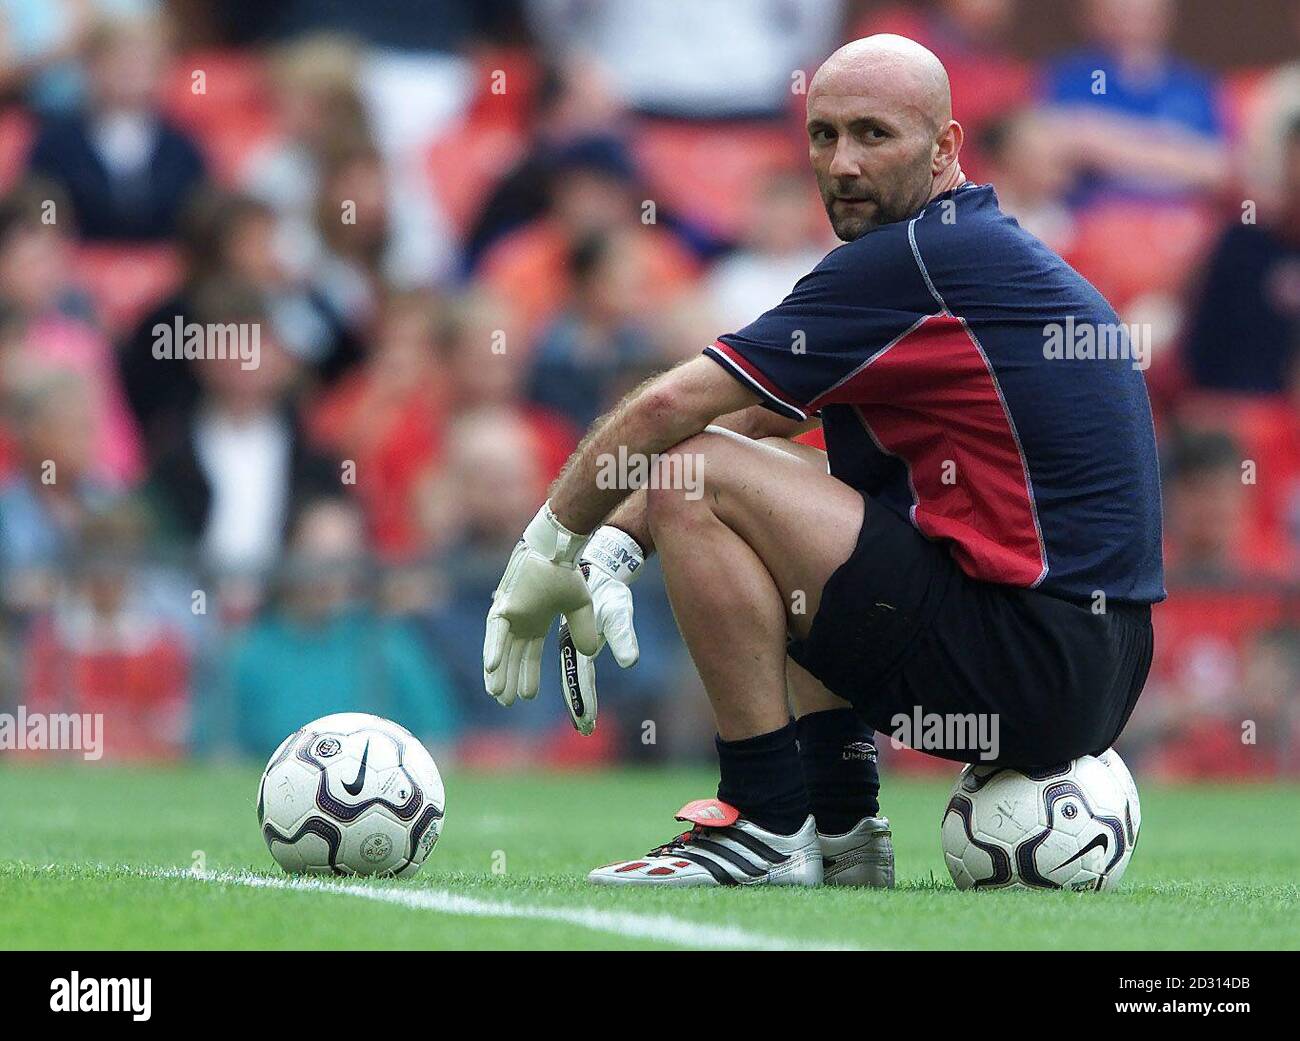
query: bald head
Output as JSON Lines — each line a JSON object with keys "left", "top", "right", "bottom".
{"left": 811, "top": 35, "right": 953, "bottom": 132}
{"left": 805, "top": 35, "right": 964, "bottom": 240}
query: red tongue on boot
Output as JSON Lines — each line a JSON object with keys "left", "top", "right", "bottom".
{"left": 674, "top": 799, "right": 740, "bottom": 828}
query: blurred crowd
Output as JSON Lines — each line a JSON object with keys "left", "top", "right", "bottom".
{"left": 0, "top": 0, "right": 1298, "bottom": 778}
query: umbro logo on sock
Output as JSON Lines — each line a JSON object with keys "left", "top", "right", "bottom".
{"left": 842, "top": 741, "right": 877, "bottom": 762}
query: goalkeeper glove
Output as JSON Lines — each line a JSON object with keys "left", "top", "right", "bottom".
{"left": 558, "top": 525, "right": 643, "bottom": 734}
{"left": 484, "top": 502, "right": 600, "bottom": 707}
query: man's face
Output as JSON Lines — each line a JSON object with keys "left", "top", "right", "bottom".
{"left": 806, "top": 89, "right": 938, "bottom": 241}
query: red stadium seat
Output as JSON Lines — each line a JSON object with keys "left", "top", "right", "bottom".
{"left": 424, "top": 47, "right": 539, "bottom": 236}
{"left": 632, "top": 120, "right": 804, "bottom": 239}
{"left": 73, "top": 244, "right": 183, "bottom": 335}
{"left": 463, "top": 46, "right": 542, "bottom": 134}
{"left": 1068, "top": 202, "right": 1217, "bottom": 311}
{"left": 162, "top": 49, "right": 277, "bottom": 185}
{"left": 0, "top": 106, "right": 36, "bottom": 195}
{"left": 1220, "top": 67, "right": 1271, "bottom": 143}
{"left": 426, "top": 121, "right": 527, "bottom": 237}
{"left": 1142, "top": 585, "right": 1297, "bottom": 778}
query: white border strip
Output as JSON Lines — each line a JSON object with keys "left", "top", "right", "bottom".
{"left": 703, "top": 345, "right": 808, "bottom": 421}
{"left": 144, "top": 868, "right": 862, "bottom": 951}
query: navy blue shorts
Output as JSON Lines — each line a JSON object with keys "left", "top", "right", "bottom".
{"left": 786, "top": 495, "right": 1154, "bottom": 768}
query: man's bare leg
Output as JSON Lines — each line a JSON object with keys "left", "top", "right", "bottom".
{"left": 788, "top": 657, "right": 852, "bottom": 716}
{"left": 613, "top": 432, "right": 881, "bottom": 843}
{"left": 643, "top": 429, "right": 863, "bottom": 740}
{"left": 592, "top": 428, "right": 890, "bottom": 883}
{"left": 604, "top": 433, "right": 856, "bottom": 729}
{"left": 759, "top": 448, "right": 883, "bottom": 844}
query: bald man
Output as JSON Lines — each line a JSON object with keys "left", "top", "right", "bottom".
{"left": 482, "top": 35, "right": 1163, "bottom": 887}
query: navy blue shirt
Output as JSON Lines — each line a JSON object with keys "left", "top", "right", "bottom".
{"left": 706, "top": 183, "right": 1165, "bottom": 604}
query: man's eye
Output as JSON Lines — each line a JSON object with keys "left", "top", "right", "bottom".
{"left": 811, "top": 129, "right": 835, "bottom": 144}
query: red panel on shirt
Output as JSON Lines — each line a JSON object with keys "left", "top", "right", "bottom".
{"left": 814, "top": 314, "right": 1047, "bottom": 588}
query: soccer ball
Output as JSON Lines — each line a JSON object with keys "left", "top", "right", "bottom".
{"left": 940, "top": 749, "right": 1140, "bottom": 891}
{"left": 257, "top": 712, "right": 445, "bottom": 877}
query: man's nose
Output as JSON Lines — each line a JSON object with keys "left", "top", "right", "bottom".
{"left": 828, "top": 139, "right": 862, "bottom": 179}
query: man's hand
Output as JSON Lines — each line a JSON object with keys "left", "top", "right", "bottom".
{"left": 559, "top": 527, "right": 643, "bottom": 734}
{"left": 483, "top": 503, "right": 600, "bottom": 706}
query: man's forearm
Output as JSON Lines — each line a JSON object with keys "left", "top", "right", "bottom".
{"left": 545, "top": 389, "right": 697, "bottom": 535}
{"left": 579, "top": 413, "right": 823, "bottom": 558}
{"left": 547, "top": 359, "right": 752, "bottom": 535}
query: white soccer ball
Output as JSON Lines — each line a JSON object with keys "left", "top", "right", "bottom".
{"left": 940, "top": 749, "right": 1140, "bottom": 891}
{"left": 257, "top": 712, "right": 445, "bottom": 877}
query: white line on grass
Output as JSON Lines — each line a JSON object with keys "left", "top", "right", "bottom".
{"left": 144, "top": 867, "right": 860, "bottom": 951}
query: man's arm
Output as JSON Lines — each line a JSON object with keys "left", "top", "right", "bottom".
{"left": 547, "top": 355, "right": 760, "bottom": 535}
{"left": 712, "top": 404, "right": 820, "bottom": 442}
{"left": 593, "top": 405, "right": 821, "bottom": 555}
{"left": 483, "top": 356, "right": 756, "bottom": 707}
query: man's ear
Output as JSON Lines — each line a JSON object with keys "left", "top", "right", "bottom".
{"left": 934, "top": 119, "right": 963, "bottom": 174}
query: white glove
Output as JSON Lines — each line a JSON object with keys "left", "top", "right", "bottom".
{"left": 558, "top": 526, "right": 643, "bottom": 735}
{"left": 484, "top": 502, "right": 600, "bottom": 707}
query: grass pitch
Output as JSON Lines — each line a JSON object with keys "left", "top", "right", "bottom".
{"left": 0, "top": 764, "right": 1296, "bottom": 950}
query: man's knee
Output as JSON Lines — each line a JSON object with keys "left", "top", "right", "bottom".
{"left": 644, "top": 431, "right": 732, "bottom": 534}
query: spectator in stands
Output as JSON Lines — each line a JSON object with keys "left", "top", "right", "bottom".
{"left": 307, "top": 140, "right": 403, "bottom": 332}
{"left": 0, "top": 0, "right": 97, "bottom": 115}
{"left": 419, "top": 406, "right": 670, "bottom": 741}
{"left": 1242, "top": 0, "right": 1300, "bottom": 211}
{"left": 242, "top": 33, "right": 454, "bottom": 293}
{"left": 1137, "top": 625, "right": 1300, "bottom": 779}
{"left": 27, "top": 11, "right": 206, "bottom": 241}
{"left": 420, "top": 406, "right": 562, "bottom": 732}
{"left": 851, "top": 0, "right": 1038, "bottom": 180}
{"left": 0, "top": 304, "right": 23, "bottom": 477}
{"left": 119, "top": 189, "right": 364, "bottom": 449}
{"left": 0, "top": 179, "right": 90, "bottom": 320}
{"left": 527, "top": 230, "right": 659, "bottom": 430}
{"left": 1233, "top": 354, "right": 1300, "bottom": 576}
{"left": 217, "top": 496, "right": 459, "bottom": 758}
{"left": 704, "top": 167, "right": 832, "bottom": 333}
{"left": 421, "top": 405, "right": 691, "bottom": 759}
{"left": 1236, "top": 627, "right": 1300, "bottom": 776}
{"left": 1042, "top": 0, "right": 1227, "bottom": 204}
{"left": 462, "top": 57, "right": 625, "bottom": 272}
{"left": 23, "top": 499, "right": 190, "bottom": 761}
{"left": 0, "top": 368, "right": 113, "bottom": 616}
{"left": 1184, "top": 115, "right": 1300, "bottom": 395}
{"left": 0, "top": 179, "right": 141, "bottom": 483}
{"left": 143, "top": 283, "right": 337, "bottom": 581}
{"left": 479, "top": 136, "right": 698, "bottom": 350}
{"left": 1161, "top": 427, "right": 1250, "bottom": 581}
{"left": 431, "top": 289, "right": 579, "bottom": 501}
{"left": 120, "top": 191, "right": 363, "bottom": 453}
{"left": 525, "top": 0, "right": 843, "bottom": 119}
{"left": 246, "top": 0, "right": 479, "bottom": 159}
{"left": 977, "top": 111, "right": 1078, "bottom": 258}
{"left": 242, "top": 34, "right": 368, "bottom": 271}
{"left": 309, "top": 289, "right": 447, "bottom": 560}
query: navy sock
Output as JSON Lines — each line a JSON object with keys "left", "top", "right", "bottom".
{"left": 796, "top": 708, "right": 880, "bottom": 833}
{"left": 715, "top": 720, "right": 809, "bottom": 835}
